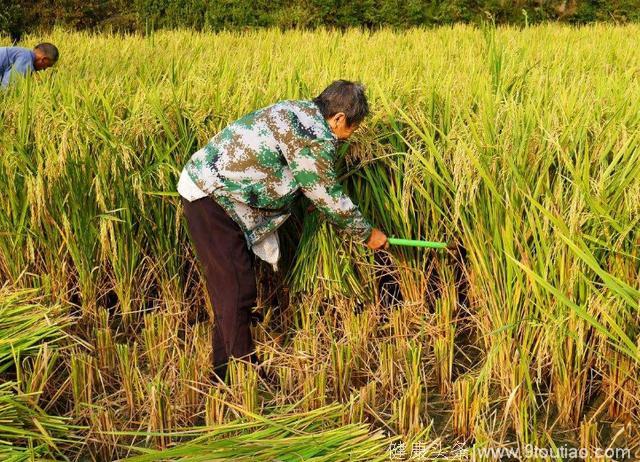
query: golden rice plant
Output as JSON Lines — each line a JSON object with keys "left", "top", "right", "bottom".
{"left": 0, "top": 23, "right": 639, "bottom": 459}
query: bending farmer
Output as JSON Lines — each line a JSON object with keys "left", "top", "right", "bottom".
{"left": 0, "top": 43, "right": 58, "bottom": 88}
{"left": 177, "top": 80, "right": 388, "bottom": 381}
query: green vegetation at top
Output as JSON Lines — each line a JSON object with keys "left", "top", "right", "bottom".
{"left": 3, "top": 0, "right": 640, "bottom": 37}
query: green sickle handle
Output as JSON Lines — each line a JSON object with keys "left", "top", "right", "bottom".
{"left": 387, "top": 237, "right": 447, "bottom": 249}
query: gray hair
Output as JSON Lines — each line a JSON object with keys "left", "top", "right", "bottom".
{"left": 35, "top": 43, "right": 59, "bottom": 62}
{"left": 313, "top": 80, "right": 370, "bottom": 126}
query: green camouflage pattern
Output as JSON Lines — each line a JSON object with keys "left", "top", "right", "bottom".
{"left": 183, "top": 99, "right": 373, "bottom": 247}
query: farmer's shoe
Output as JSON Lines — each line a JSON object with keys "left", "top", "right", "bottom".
{"left": 213, "top": 362, "right": 228, "bottom": 384}
{"left": 250, "top": 307, "right": 264, "bottom": 326}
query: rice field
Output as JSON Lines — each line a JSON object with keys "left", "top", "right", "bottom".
{"left": 0, "top": 24, "right": 639, "bottom": 460}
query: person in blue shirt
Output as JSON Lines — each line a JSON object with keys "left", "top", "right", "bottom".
{"left": 0, "top": 42, "right": 59, "bottom": 88}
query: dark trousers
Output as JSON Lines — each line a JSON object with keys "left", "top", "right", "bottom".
{"left": 181, "top": 196, "right": 259, "bottom": 381}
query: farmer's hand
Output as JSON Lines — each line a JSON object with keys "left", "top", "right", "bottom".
{"left": 366, "top": 228, "right": 388, "bottom": 250}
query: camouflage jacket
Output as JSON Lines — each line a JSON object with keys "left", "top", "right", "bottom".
{"left": 181, "top": 99, "right": 373, "bottom": 250}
